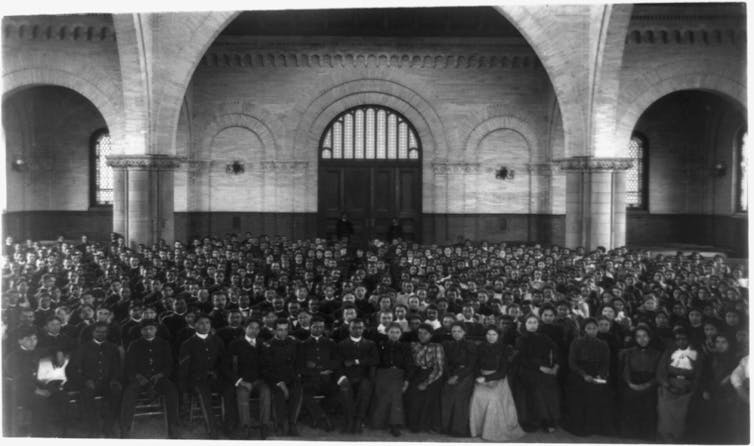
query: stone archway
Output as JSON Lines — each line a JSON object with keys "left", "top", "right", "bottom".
{"left": 3, "top": 68, "right": 124, "bottom": 146}
{"left": 615, "top": 71, "right": 746, "bottom": 153}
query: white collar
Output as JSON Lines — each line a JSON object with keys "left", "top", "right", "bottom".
{"left": 93, "top": 339, "right": 104, "bottom": 345}
{"left": 245, "top": 335, "right": 256, "bottom": 345}
{"left": 350, "top": 336, "right": 362, "bottom": 343}
{"left": 196, "top": 332, "right": 209, "bottom": 340}
{"left": 311, "top": 335, "right": 322, "bottom": 341}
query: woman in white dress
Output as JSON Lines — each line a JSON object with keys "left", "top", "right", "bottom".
{"left": 469, "top": 326, "right": 525, "bottom": 441}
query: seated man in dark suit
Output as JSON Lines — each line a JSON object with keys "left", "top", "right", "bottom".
{"left": 70, "top": 322, "right": 122, "bottom": 437}
{"left": 225, "top": 318, "right": 272, "bottom": 439}
{"left": 297, "top": 316, "right": 343, "bottom": 432}
{"left": 119, "top": 319, "right": 180, "bottom": 438}
{"left": 178, "top": 313, "right": 234, "bottom": 438}
{"left": 336, "top": 318, "right": 379, "bottom": 433}
{"left": 260, "top": 318, "right": 302, "bottom": 436}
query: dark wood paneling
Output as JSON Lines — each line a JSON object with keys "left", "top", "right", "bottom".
{"left": 420, "top": 214, "right": 566, "bottom": 246}
{"left": 627, "top": 212, "right": 748, "bottom": 257}
{"left": 318, "top": 163, "right": 422, "bottom": 243}
{"left": 3, "top": 210, "right": 113, "bottom": 242}
{"left": 174, "top": 212, "right": 318, "bottom": 242}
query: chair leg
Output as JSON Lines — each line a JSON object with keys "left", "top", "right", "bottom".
{"left": 196, "top": 391, "right": 212, "bottom": 434}
{"left": 162, "top": 396, "right": 170, "bottom": 438}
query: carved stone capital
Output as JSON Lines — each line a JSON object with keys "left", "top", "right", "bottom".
{"left": 182, "top": 159, "right": 208, "bottom": 172}
{"left": 106, "top": 155, "right": 184, "bottom": 170}
{"left": 432, "top": 162, "right": 481, "bottom": 175}
{"left": 555, "top": 157, "right": 633, "bottom": 172}
{"left": 527, "top": 162, "right": 558, "bottom": 175}
{"left": 260, "top": 161, "right": 309, "bottom": 172}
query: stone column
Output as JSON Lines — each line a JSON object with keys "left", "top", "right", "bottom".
{"left": 107, "top": 155, "right": 182, "bottom": 248}
{"left": 557, "top": 157, "right": 632, "bottom": 251}
{"left": 527, "top": 162, "right": 556, "bottom": 242}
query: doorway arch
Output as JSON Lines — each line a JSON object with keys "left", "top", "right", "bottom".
{"left": 318, "top": 105, "right": 422, "bottom": 244}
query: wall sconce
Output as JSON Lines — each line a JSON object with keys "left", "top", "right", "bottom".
{"left": 226, "top": 161, "right": 245, "bottom": 175}
{"left": 10, "top": 158, "right": 27, "bottom": 172}
{"left": 713, "top": 163, "right": 727, "bottom": 177}
{"left": 495, "top": 166, "right": 515, "bottom": 180}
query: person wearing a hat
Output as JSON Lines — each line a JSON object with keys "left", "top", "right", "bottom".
{"left": 119, "top": 318, "right": 180, "bottom": 438}
{"left": 177, "top": 313, "right": 233, "bottom": 439}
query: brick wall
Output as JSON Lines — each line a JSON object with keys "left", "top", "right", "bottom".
{"left": 3, "top": 86, "right": 108, "bottom": 211}
{"left": 178, "top": 36, "right": 561, "bottom": 219}
{"left": 1, "top": 15, "right": 125, "bottom": 149}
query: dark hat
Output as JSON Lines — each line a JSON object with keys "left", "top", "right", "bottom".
{"left": 140, "top": 318, "right": 159, "bottom": 330}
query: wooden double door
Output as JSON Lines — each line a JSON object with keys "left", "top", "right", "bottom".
{"left": 319, "top": 162, "right": 421, "bottom": 245}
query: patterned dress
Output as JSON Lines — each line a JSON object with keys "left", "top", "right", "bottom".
{"left": 405, "top": 341, "right": 445, "bottom": 432}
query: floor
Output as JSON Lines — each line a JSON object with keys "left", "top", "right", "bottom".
{"left": 119, "top": 415, "right": 640, "bottom": 443}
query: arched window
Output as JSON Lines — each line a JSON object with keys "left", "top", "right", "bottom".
{"left": 626, "top": 132, "right": 648, "bottom": 209}
{"left": 320, "top": 105, "right": 421, "bottom": 161}
{"left": 90, "top": 128, "right": 113, "bottom": 206}
{"left": 737, "top": 129, "right": 748, "bottom": 212}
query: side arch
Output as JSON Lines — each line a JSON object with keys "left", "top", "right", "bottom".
{"left": 615, "top": 71, "right": 746, "bottom": 154}
{"left": 3, "top": 68, "right": 124, "bottom": 148}
{"left": 464, "top": 115, "right": 541, "bottom": 161}
{"left": 198, "top": 112, "right": 278, "bottom": 160}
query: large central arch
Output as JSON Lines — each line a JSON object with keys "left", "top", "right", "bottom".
{"left": 154, "top": 7, "right": 571, "bottom": 161}
{"left": 293, "top": 79, "right": 447, "bottom": 216}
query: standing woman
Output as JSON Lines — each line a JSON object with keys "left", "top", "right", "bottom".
{"left": 515, "top": 314, "right": 560, "bottom": 433}
{"left": 689, "top": 333, "right": 739, "bottom": 443}
{"left": 440, "top": 322, "right": 477, "bottom": 437}
{"left": 619, "top": 325, "right": 662, "bottom": 440}
{"left": 370, "top": 323, "right": 414, "bottom": 437}
{"left": 565, "top": 318, "right": 614, "bottom": 436}
{"left": 656, "top": 328, "right": 702, "bottom": 443}
{"left": 469, "top": 327, "right": 525, "bottom": 442}
{"left": 405, "top": 323, "right": 445, "bottom": 433}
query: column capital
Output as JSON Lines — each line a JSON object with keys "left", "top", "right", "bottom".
{"left": 432, "top": 162, "right": 481, "bottom": 175}
{"left": 555, "top": 156, "right": 633, "bottom": 172}
{"left": 527, "top": 162, "right": 558, "bottom": 174}
{"left": 106, "top": 154, "right": 184, "bottom": 170}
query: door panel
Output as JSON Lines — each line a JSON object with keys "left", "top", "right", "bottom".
{"left": 319, "top": 163, "right": 421, "bottom": 244}
{"left": 397, "top": 168, "right": 421, "bottom": 241}
{"left": 343, "top": 167, "right": 371, "bottom": 245}
{"left": 320, "top": 169, "right": 342, "bottom": 212}
{"left": 372, "top": 167, "right": 394, "bottom": 240}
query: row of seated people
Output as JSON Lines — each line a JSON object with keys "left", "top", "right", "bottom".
{"left": 3, "top": 310, "right": 750, "bottom": 443}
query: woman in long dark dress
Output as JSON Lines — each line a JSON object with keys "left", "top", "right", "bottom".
{"left": 656, "top": 328, "right": 702, "bottom": 443}
{"left": 688, "top": 333, "right": 740, "bottom": 443}
{"left": 565, "top": 318, "right": 614, "bottom": 436}
{"left": 405, "top": 323, "right": 444, "bottom": 432}
{"left": 469, "top": 327, "right": 524, "bottom": 442}
{"left": 439, "top": 322, "right": 476, "bottom": 437}
{"left": 515, "top": 314, "right": 560, "bottom": 433}
{"left": 619, "top": 325, "right": 661, "bottom": 440}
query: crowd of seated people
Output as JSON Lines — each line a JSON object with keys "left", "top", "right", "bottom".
{"left": 0, "top": 233, "right": 749, "bottom": 442}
